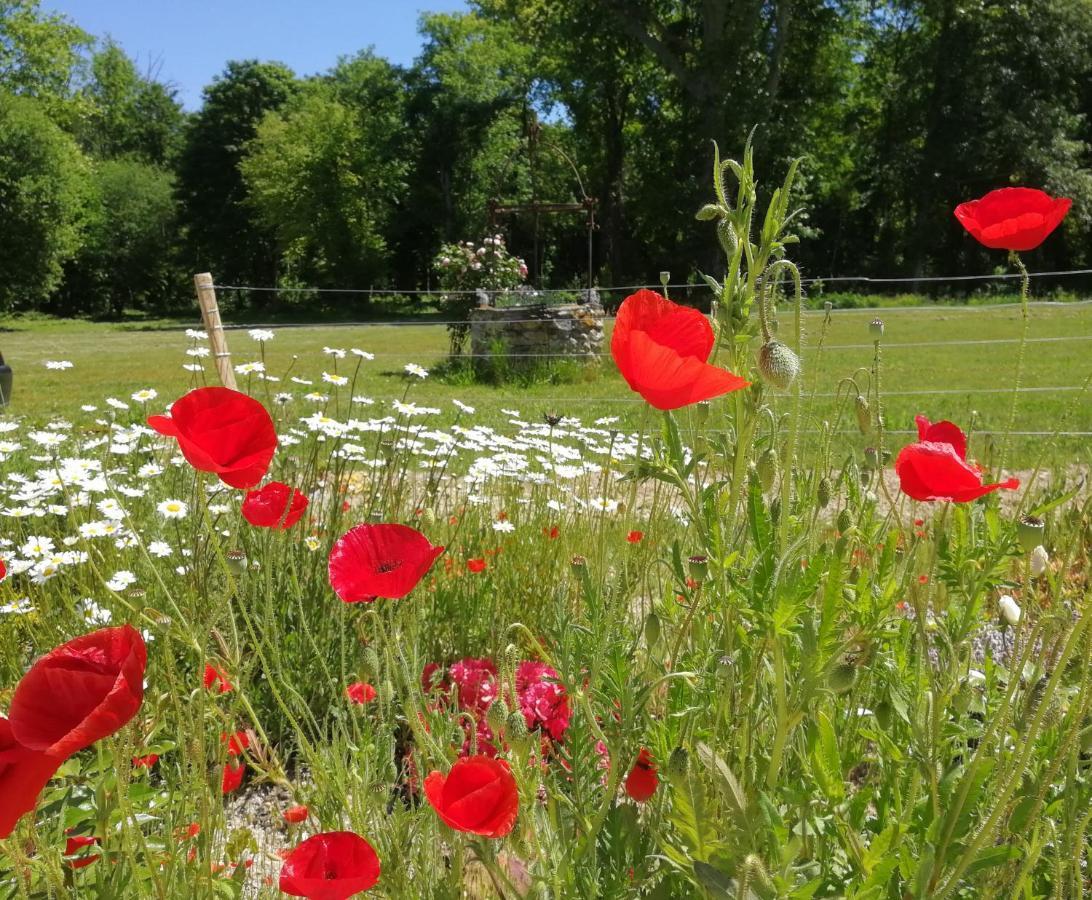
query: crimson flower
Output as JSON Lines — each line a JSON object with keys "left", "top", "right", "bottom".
{"left": 895, "top": 415, "right": 1019, "bottom": 502}
{"left": 148, "top": 387, "right": 277, "bottom": 489}
{"left": 345, "top": 681, "right": 377, "bottom": 705}
{"left": 203, "top": 663, "right": 232, "bottom": 693}
{"left": 64, "top": 834, "right": 100, "bottom": 869}
{"left": 466, "top": 558, "right": 487, "bottom": 574}
{"left": 0, "top": 559, "right": 6, "bottom": 580}
{"left": 221, "top": 730, "right": 250, "bottom": 756}
{"left": 328, "top": 523, "right": 444, "bottom": 603}
{"left": 516, "top": 662, "right": 571, "bottom": 741}
{"left": 242, "top": 481, "right": 308, "bottom": 529}
{"left": 10, "top": 625, "right": 146, "bottom": 759}
{"left": 283, "top": 804, "right": 309, "bottom": 824}
{"left": 626, "top": 530, "right": 644, "bottom": 544}
{"left": 222, "top": 761, "right": 245, "bottom": 794}
{"left": 611, "top": 289, "right": 749, "bottom": 410}
{"left": 279, "top": 831, "right": 381, "bottom": 900}
{"left": 954, "top": 187, "right": 1071, "bottom": 252}
{"left": 0, "top": 716, "right": 63, "bottom": 839}
{"left": 132, "top": 753, "right": 159, "bottom": 768}
{"left": 625, "top": 748, "right": 659, "bottom": 802}
{"left": 424, "top": 755, "right": 519, "bottom": 838}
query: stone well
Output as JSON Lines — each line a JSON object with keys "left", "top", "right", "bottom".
{"left": 468, "top": 291, "right": 604, "bottom": 364}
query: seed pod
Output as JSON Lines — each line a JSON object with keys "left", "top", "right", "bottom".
{"left": 225, "top": 549, "right": 247, "bottom": 577}
{"left": 817, "top": 477, "right": 831, "bottom": 509}
{"left": 667, "top": 746, "right": 690, "bottom": 787}
{"left": 854, "top": 395, "right": 871, "bottom": 434}
{"left": 687, "top": 555, "right": 709, "bottom": 582}
{"left": 757, "top": 340, "right": 801, "bottom": 390}
{"left": 756, "top": 448, "right": 778, "bottom": 492}
{"left": 869, "top": 318, "right": 885, "bottom": 338}
{"left": 1017, "top": 515, "right": 1044, "bottom": 554}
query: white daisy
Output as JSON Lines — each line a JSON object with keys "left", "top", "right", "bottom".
{"left": 248, "top": 328, "right": 275, "bottom": 342}
{"left": 404, "top": 363, "right": 429, "bottom": 379}
{"left": 156, "top": 499, "right": 188, "bottom": 519}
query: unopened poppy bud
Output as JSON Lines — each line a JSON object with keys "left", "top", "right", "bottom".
{"left": 998, "top": 594, "right": 1021, "bottom": 626}
{"left": 757, "top": 340, "right": 800, "bottom": 390}
{"left": 828, "top": 663, "right": 858, "bottom": 694}
{"left": 363, "top": 646, "right": 381, "bottom": 676}
{"left": 695, "top": 204, "right": 722, "bottom": 221}
{"left": 666, "top": 746, "right": 689, "bottom": 786}
{"left": 869, "top": 318, "right": 885, "bottom": 338}
{"left": 1017, "top": 515, "right": 1044, "bottom": 553}
{"left": 1029, "top": 545, "right": 1049, "bottom": 576}
{"left": 874, "top": 700, "right": 892, "bottom": 730}
{"left": 756, "top": 448, "right": 778, "bottom": 492}
{"left": 225, "top": 549, "right": 247, "bottom": 577}
{"left": 837, "top": 508, "right": 852, "bottom": 533}
{"left": 644, "top": 611, "right": 661, "bottom": 648}
{"left": 817, "top": 477, "right": 831, "bottom": 509}
{"left": 854, "top": 395, "right": 871, "bottom": 434}
{"left": 506, "top": 709, "right": 531, "bottom": 749}
{"left": 486, "top": 698, "right": 509, "bottom": 735}
{"left": 368, "top": 510, "right": 384, "bottom": 523}
{"left": 687, "top": 555, "right": 709, "bottom": 582}
{"left": 570, "top": 555, "right": 587, "bottom": 572}
{"left": 420, "top": 507, "right": 436, "bottom": 526}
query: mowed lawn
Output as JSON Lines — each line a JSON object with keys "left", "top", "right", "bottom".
{"left": 1, "top": 302, "right": 1089, "bottom": 465}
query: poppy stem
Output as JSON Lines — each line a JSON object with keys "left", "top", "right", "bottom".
{"left": 998, "top": 255, "right": 1030, "bottom": 476}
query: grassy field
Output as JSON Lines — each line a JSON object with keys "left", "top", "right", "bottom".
{"left": 2, "top": 302, "right": 1089, "bottom": 464}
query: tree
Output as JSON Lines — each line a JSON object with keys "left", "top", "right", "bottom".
{"left": 240, "top": 54, "right": 409, "bottom": 300}
{"left": 0, "top": 93, "right": 88, "bottom": 311}
{"left": 176, "top": 60, "right": 298, "bottom": 291}
{"left": 59, "top": 158, "right": 181, "bottom": 317}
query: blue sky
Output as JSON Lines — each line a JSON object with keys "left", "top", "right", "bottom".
{"left": 41, "top": 0, "right": 471, "bottom": 109}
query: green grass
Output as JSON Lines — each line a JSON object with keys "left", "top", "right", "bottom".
{"left": 2, "top": 302, "right": 1089, "bottom": 463}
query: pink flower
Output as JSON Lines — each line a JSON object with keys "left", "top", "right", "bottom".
{"left": 516, "top": 662, "right": 571, "bottom": 741}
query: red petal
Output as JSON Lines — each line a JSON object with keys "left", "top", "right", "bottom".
{"left": 328, "top": 523, "right": 443, "bottom": 602}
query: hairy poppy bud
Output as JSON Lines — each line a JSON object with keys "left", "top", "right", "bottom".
{"left": 874, "top": 700, "right": 892, "bottom": 730}
{"left": 695, "top": 204, "right": 722, "bottom": 221}
{"left": 379, "top": 680, "right": 394, "bottom": 704}
{"left": 756, "top": 448, "right": 778, "bottom": 493}
{"left": 666, "top": 746, "right": 689, "bottom": 786}
{"left": 644, "top": 611, "right": 661, "bottom": 648}
{"left": 854, "top": 395, "right": 871, "bottom": 434}
{"left": 757, "top": 340, "right": 801, "bottom": 390}
{"left": 828, "top": 663, "right": 858, "bottom": 694}
{"left": 837, "top": 508, "right": 852, "bottom": 533}
{"left": 363, "top": 646, "right": 381, "bottom": 676}
{"left": 869, "top": 318, "right": 885, "bottom": 338}
{"left": 817, "top": 477, "right": 831, "bottom": 509}
{"left": 695, "top": 401, "right": 710, "bottom": 424}
{"left": 420, "top": 507, "right": 436, "bottom": 526}
{"left": 486, "top": 697, "right": 509, "bottom": 735}
{"left": 506, "top": 709, "right": 531, "bottom": 750}
{"left": 1017, "top": 515, "right": 1044, "bottom": 554}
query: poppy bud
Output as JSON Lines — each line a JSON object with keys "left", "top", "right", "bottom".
{"left": 869, "top": 318, "right": 885, "bottom": 338}
{"left": 756, "top": 448, "right": 778, "bottom": 492}
{"left": 837, "top": 508, "right": 852, "bottom": 533}
{"left": 506, "top": 709, "right": 531, "bottom": 751}
{"left": 828, "top": 663, "right": 858, "bottom": 694}
{"left": 1017, "top": 515, "right": 1044, "bottom": 554}
{"left": 874, "top": 700, "right": 893, "bottom": 730}
{"left": 757, "top": 340, "right": 800, "bottom": 390}
{"left": 486, "top": 698, "right": 508, "bottom": 735}
{"left": 695, "top": 204, "right": 723, "bottom": 221}
{"left": 817, "top": 477, "right": 831, "bottom": 509}
{"left": 644, "top": 611, "right": 661, "bottom": 648}
{"left": 687, "top": 555, "right": 708, "bottom": 582}
{"left": 363, "top": 646, "right": 381, "bottom": 676}
{"left": 666, "top": 746, "right": 689, "bottom": 786}
{"left": 502, "top": 643, "right": 520, "bottom": 681}
{"left": 864, "top": 447, "right": 880, "bottom": 470}
{"left": 225, "top": 549, "right": 247, "bottom": 577}
{"left": 998, "top": 594, "right": 1021, "bottom": 626}
{"left": 379, "top": 680, "right": 394, "bottom": 704}
{"left": 420, "top": 507, "right": 436, "bottom": 526}
{"left": 543, "top": 412, "right": 562, "bottom": 426}
{"left": 1029, "top": 545, "right": 1049, "bottom": 577}
{"left": 854, "top": 395, "right": 871, "bottom": 434}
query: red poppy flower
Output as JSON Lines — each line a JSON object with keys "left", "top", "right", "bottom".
{"left": 611, "top": 289, "right": 749, "bottom": 410}
{"left": 241, "top": 481, "right": 309, "bottom": 529}
{"left": 516, "top": 662, "right": 571, "bottom": 741}
{"left": 466, "top": 558, "right": 487, "bottom": 574}
{"left": 626, "top": 530, "right": 644, "bottom": 544}
{"left": 896, "top": 416, "right": 1019, "bottom": 503}
{"left": 65, "top": 834, "right": 100, "bottom": 869}
{"left": 283, "top": 804, "right": 309, "bottom": 824}
{"left": 279, "top": 831, "right": 381, "bottom": 900}
{"left": 0, "top": 716, "right": 64, "bottom": 838}
{"left": 954, "top": 187, "right": 1071, "bottom": 252}
{"left": 0, "top": 559, "right": 6, "bottom": 580}
{"left": 9, "top": 625, "right": 146, "bottom": 759}
{"left": 221, "top": 730, "right": 250, "bottom": 755}
{"left": 624, "top": 748, "right": 659, "bottom": 802}
{"left": 203, "top": 663, "right": 232, "bottom": 693}
{"left": 424, "top": 755, "right": 519, "bottom": 838}
{"left": 543, "top": 525, "right": 560, "bottom": 540}
{"left": 222, "top": 761, "right": 245, "bottom": 794}
{"left": 345, "top": 681, "right": 377, "bottom": 705}
{"left": 132, "top": 753, "right": 159, "bottom": 768}
{"left": 328, "top": 523, "right": 444, "bottom": 603}
{"left": 147, "top": 387, "right": 277, "bottom": 489}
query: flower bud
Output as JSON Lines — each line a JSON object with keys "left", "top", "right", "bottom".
{"left": 854, "top": 395, "right": 871, "bottom": 434}
{"left": 506, "top": 709, "right": 531, "bottom": 749}
{"left": 837, "top": 508, "right": 852, "bottom": 533}
{"left": 666, "top": 746, "right": 689, "bottom": 786}
{"left": 363, "top": 645, "right": 381, "bottom": 676}
{"left": 998, "top": 594, "right": 1021, "bottom": 626}
{"left": 644, "top": 611, "right": 661, "bottom": 648}
{"left": 817, "top": 477, "right": 831, "bottom": 509}
{"left": 823, "top": 300, "right": 833, "bottom": 312}
{"left": 486, "top": 697, "right": 509, "bottom": 735}
{"left": 1029, "top": 545, "right": 1049, "bottom": 577}
{"left": 1017, "top": 515, "right": 1044, "bottom": 554}
{"left": 828, "top": 663, "right": 858, "bottom": 694}
{"left": 687, "top": 555, "right": 709, "bottom": 582}
{"left": 757, "top": 340, "right": 801, "bottom": 390}
{"left": 864, "top": 447, "right": 880, "bottom": 470}
{"left": 420, "top": 507, "right": 436, "bottom": 526}
{"left": 756, "top": 448, "right": 778, "bottom": 493}
{"left": 874, "top": 700, "right": 892, "bottom": 730}
{"left": 869, "top": 318, "right": 885, "bottom": 338}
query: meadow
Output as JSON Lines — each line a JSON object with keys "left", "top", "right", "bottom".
{"left": 1, "top": 160, "right": 1092, "bottom": 900}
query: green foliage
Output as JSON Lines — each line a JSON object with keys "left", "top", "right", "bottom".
{"left": 0, "top": 92, "right": 88, "bottom": 311}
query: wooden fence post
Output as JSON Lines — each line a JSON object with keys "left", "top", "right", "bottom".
{"left": 194, "top": 272, "right": 238, "bottom": 390}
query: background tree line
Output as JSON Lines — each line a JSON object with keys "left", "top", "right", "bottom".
{"left": 2, "top": 0, "right": 1091, "bottom": 318}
